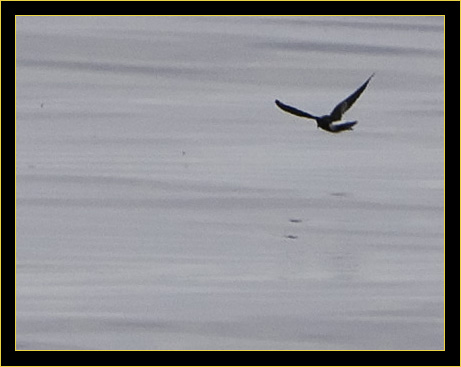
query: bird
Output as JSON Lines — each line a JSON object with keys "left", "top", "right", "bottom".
{"left": 275, "top": 73, "right": 374, "bottom": 133}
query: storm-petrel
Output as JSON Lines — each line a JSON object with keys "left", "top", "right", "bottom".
{"left": 275, "top": 73, "right": 374, "bottom": 133}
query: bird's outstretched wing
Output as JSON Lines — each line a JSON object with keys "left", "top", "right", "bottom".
{"left": 275, "top": 99, "right": 316, "bottom": 120}
{"left": 329, "top": 73, "right": 374, "bottom": 122}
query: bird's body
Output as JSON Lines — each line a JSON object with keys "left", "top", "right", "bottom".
{"left": 275, "top": 73, "right": 374, "bottom": 133}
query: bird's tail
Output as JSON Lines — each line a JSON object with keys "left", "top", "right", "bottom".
{"left": 330, "top": 121, "right": 357, "bottom": 132}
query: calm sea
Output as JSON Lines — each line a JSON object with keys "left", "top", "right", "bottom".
{"left": 16, "top": 16, "right": 444, "bottom": 350}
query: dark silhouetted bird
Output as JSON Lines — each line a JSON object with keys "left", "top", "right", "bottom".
{"left": 275, "top": 73, "right": 374, "bottom": 133}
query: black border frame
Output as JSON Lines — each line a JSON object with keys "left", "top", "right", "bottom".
{"left": 4, "top": 1, "right": 460, "bottom": 366}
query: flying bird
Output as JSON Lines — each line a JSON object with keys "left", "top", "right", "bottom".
{"left": 275, "top": 73, "right": 374, "bottom": 133}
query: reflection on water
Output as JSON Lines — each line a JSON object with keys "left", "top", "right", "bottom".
{"left": 16, "top": 16, "right": 444, "bottom": 350}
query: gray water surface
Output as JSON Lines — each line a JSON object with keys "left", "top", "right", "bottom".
{"left": 16, "top": 16, "right": 444, "bottom": 350}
